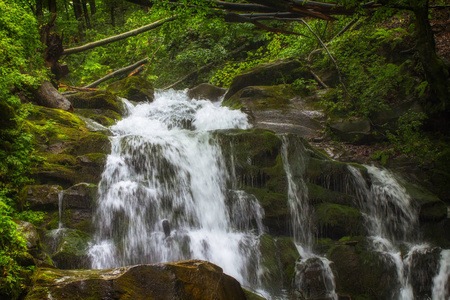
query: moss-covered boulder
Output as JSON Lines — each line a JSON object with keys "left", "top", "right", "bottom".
{"left": 26, "top": 260, "right": 249, "bottom": 300}
{"left": 327, "top": 241, "right": 400, "bottom": 300}
{"left": 75, "top": 108, "right": 121, "bottom": 126}
{"left": 402, "top": 181, "right": 447, "bottom": 222}
{"left": 26, "top": 105, "right": 110, "bottom": 187}
{"left": 50, "top": 229, "right": 91, "bottom": 269}
{"left": 188, "top": 83, "right": 227, "bottom": 102}
{"left": 315, "top": 203, "right": 363, "bottom": 240}
{"left": 224, "top": 58, "right": 311, "bottom": 100}
{"left": 307, "top": 183, "right": 356, "bottom": 208}
{"left": 66, "top": 90, "right": 125, "bottom": 114}
{"left": 107, "top": 76, "right": 154, "bottom": 102}
{"left": 19, "top": 185, "right": 62, "bottom": 211}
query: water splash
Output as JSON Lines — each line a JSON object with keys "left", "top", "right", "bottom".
{"left": 432, "top": 249, "right": 450, "bottom": 300}
{"left": 89, "top": 90, "right": 263, "bottom": 289}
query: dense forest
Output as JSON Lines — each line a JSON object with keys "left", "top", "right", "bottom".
{"left": 1, "top": 0, "right": 449, "bottom": 299}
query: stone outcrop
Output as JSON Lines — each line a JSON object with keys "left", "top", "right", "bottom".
{"left": 26, "top": 260, "right": 248, "bottom": 300}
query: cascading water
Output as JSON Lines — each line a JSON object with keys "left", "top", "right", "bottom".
{"left": 89, "top": 90, "right": 266, "bottom": 290}
{"left": 281, "top": 136, "right": 338, "bottom": 300}
{"left": 348, "top": 165, "right": 449, "bottom": 299}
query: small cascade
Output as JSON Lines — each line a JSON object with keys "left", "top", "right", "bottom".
{"left": 281, "top": 136, "right": 337, "bottom": 300}
{"left": 89, "top": 90, "right": 265, "bottom": 291}
{"left": 432, "top": 249, "right": 450, "bottom": 300}
{"left": 347, "top": 165, "right": 447, "bottom": 300}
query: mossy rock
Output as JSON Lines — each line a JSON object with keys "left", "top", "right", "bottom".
{"left": 223, "top": 85, "right": 294, "bottom": 111}
{"left": 259, "top": 234, "right": 284, "bottom": 292}
{"left": 107, "top": 76, "right": 154, "bottom": 102}
{"left": 401, "top": 180, "right": 447, "bottom": 221}
{"left": 27, "top": 105, "right": 85, "bottom": 128}
{"left": 307, "top": 183, "right": 356, "bottom": 207}
{"left": 19, "top": 185, "right": 63, "bottom": 211}
{"left": 327, "top": 239, "right": 400, "bottom": 300}
{"left": 26, "top": 260, "right": 247, "bottom": 300}
{"left": 224, "top": 58, "right": 311, "bottom": 100}
{"left": 315, "top": 203, "right": 364, "bottom": 240}
{"left": 66, "top": 90, "right": 124, "bottom": 115}
{"left": 51, "top": 229, "right": 91, "bottom": 269}
{"left": 0, "top": 101, "right": 17, "bottom": 129}
{"left": 274, "top": 237, "right": 299, "bottom": 284}
{"left": 187, "top": 83, "right": 227, "bottom": 102}
{"left": 75, "top": 108, "right": 121, "bottom": 126}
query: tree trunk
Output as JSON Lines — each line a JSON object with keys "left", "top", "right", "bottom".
{"left": 82, "top": 0, "right": 91, "bottom": 29}
{"left": 411, "top": 0, "right": 450, "bottom": 113}
{"left": 35, "top": 81, "right": 74, "bottom": 112}
{"left": 73, "top": 0, "right": 86, "bottom": 40}
{"left": 89, "top": 0, "right": 96, "bottom": 15}
{"left": 36, "top": 0, "right": 43, "bottom": 16}
{"left": 48, "top": 0, "right": 57, "bottom": 13}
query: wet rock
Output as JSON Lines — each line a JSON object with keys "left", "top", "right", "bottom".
{"left": 292, "top": 256, "right": 337, "bottom": 300}
{"left": 402, "top": 181, "right": 447, "bottom": 222}
{"left": 107, "top": 76, "right": 154, "bottom": 102}
{"left": 315, "top": 203, "right": 363, "bottom": 240}
{"left": 188, "top": 83, "right": 227, "bottom": 102}
{"left": 25, "top": 260, "right": 248, "bottom": 300}
{"left": 405, "top": 247, "right": 441, "bottom": 299}
{"left": 223, "top": 85, "right": 324, "bottom": 140}
{"left": 64, "top": 183, "right": 96, "bottom": 209}
{"left": 50, "top": 229, "right": 91, "bottom": 269}
{"left": 327, "top": 242, "right": 400, "bottom": 300}
{"left": 224, "top": 58, "right": 311, "bottom": 100}
{"left": 20, "top": 185, "right": 62, "bottom": 211}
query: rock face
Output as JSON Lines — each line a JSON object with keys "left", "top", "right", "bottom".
{"left": 223, "top": 85, "right": 325, "bottom": 140}
{"left": 26, "top": 260, "right": 247, "bottom": 300}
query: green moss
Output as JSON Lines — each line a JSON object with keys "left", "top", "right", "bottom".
{"left": 27, "top": 106, "right": 85, "bottom": 129}
{"left": 259, "top": 234, "right": 284, "bottom": 291}
{"left": 315, "top": 203, "right": 363, "bottom": 239}
{"left": 243, "top": 289, "right": 266, "bottom": 300}
{"left": 307, "top": 183, "right": 356, "bottom": 207}
{"left": 107, "top": 76, "right": 154, "bottom": 102}
{"left": 274, "top": 237, "right": 299, "bottom": 283}
{"left": 75, "top": 108, "right": 121, "bottom": 126}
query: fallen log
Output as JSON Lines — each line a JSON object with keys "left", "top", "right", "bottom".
{"left": 63, "top": 17, "right": 176, "bottom": 56}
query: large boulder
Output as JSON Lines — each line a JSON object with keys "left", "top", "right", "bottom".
{"left": 19, "top": 185, "right": 62, "bottom": 211}
{"left": 188, "top": 83, "right": 227, "bottom": 102}
{"left": 329, "top": 118, "right": 372, "bottom": 144}
{"left": 224, "top": 58, "right": 311, "bottom": 100}
{"left": 315, "top": 203, "right": 363, "bottom": 240}
{"left": 107, "top": 76, "right": 154, "bottom": 102}
{"left": 26, "top": 260, "right": 248, "bottom": 300}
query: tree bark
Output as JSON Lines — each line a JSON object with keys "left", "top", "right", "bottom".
{"left": 36, "top": 0, "right": 43, "bottom": 16}
{"left": 48, "top": 0, "right": 57, "bottom": 13}
{"left": 89, "top": 0, "right": 96, "bottom": 15}
{"left": 411, "top": 0, "right": 449, "bottom": 113}
{"left": 35, "top": 81, "right": 74, "bottom": 112}
{"left": 84, "top": 57, "right": 149, "bottom": 88}
{"left": 63, "top": 16, "right": 176, "bottom": 55}
{"left": 82, "top": 0, "right": 91, "bottom": 29}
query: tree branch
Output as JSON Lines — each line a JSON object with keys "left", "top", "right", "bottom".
{"left": 63, "top": 16, "right": 176, "bottom": 55}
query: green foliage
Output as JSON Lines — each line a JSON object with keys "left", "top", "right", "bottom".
{"left": 386, "top": 110, "right": 434, "bottom": 161}
{"left": 0, "top": 1, "right": 45, "bottom": 297}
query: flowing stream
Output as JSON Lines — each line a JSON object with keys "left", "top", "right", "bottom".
{"left": 348, "top": 165, "right": 449, "bottom": 300}
{"left": 282, "top": 136, "right": 338, "bottom": 300}
{"left": 89, "top": 90, "right": 267, "bottom": 290}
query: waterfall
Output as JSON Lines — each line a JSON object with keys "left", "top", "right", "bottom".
{"left": 348, "top": 165, "right": 448, "bottom": 299}
{"left": 432, "top": 249, "right": 450, "bottom": 300}
{"left": 281, "top": 136, "right": 338, "bottom": 300}
{"left": 89, "top": 90, "right": 266, "bottom": 290}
